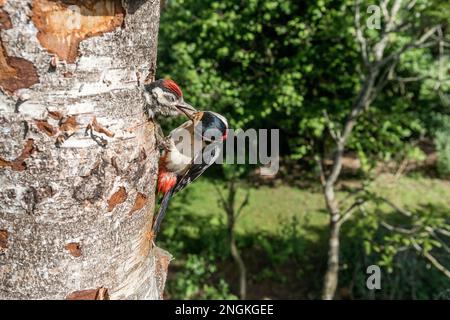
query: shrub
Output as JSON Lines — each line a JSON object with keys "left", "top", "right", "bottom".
{"left": 436, "top": 117, "right": 450, "bottom": 176}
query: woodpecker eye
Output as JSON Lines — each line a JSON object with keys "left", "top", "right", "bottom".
{"left": 165, "top": 94, "right": 176, "bottom": 103}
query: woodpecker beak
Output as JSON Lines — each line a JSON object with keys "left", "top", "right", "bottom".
{"left": 175, "top": 101, "right": 196, "bottom": 120}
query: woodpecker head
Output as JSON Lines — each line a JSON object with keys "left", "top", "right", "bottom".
{"left": 194, "top": 111, "right": 228, "bottom": 142}
{"left": 143, "top": 79, "right": 196, "bottom": 118}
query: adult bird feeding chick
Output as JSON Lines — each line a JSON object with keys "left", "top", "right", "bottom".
{"left": 152, "top": 110, "right": 229, "bottom": 240}
{"left": 141, "top": 78, "right": 198, "bottom": 149}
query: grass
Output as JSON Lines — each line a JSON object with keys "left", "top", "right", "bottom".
{"left": 169, "top": 173, "right": 450, "bottom": 238}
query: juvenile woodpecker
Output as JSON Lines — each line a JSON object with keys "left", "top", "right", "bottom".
{"left": 143, "top": 79, "right": 196, "bottom": 118}
{"left": 152, "top": 111, "right": 228, "bottom": 238}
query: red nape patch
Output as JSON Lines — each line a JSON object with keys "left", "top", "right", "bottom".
{"left": 163, "top": 79, "right": 183, "bottom": 98}
{"left": 158, "top": 170, "right": 177, "bottom": 194}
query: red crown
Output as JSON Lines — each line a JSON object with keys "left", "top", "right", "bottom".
{"left": 163, "top": 79, "right": 183, "bottom": 98}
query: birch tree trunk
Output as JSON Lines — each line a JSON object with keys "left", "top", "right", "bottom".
{"left": 0, "top": 0, "right": 171, "bottom": 300}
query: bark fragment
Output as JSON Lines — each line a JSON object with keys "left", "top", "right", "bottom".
{"left": 59, "top": 116, "right": 78, "bottom": 134}
{"left": 0, "top": 229, "right": 8, "bottom": 251}
{"left": 64, "top": 242, "right": 82, "bottom": 257}
{"left": 66, "top": 287, "right": 109, "bottom": 300}
{"left": 0, "top": 5, "right": 39, "bottom": 93}
{"left": 56, "top": 115, "right": 78, "bottom": 147}
{"left": 0, "top": 139, "right": 35, "bottom": 171}
{"left": 85, "top": 116, "right": 114, "bottom": 147}
{"left": 31, "top": 0, "right": 125, "bottom": 63}
{"left": 91, "top": 116, "right": 115, "bottom": 138}
{"left": 129, "top": 192, "right": 148, "bottom": 216}
{"left": 107, "top": 186, "right": 127, "bottom": 212}
{"left": 154, "top": 248, "right": 172, "bottom": 299}
{"left": 0, "top": 7, "right": 12, "bottom": 29}
{"left": 47, "top": 110, "right": 64, "bottom": 121}
{"left": 0, "top": 54, "right": 40, "bottom": 94}
{"left": 35, "top": 120, "right": 57, "bottom": 136}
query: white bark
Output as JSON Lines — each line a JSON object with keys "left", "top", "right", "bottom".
{"left": 0, "top": 0, "right": 171, "bottom": 300}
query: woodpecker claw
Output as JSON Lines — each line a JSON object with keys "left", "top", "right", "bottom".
{"left": 155, "top": 123, "right": 171, "bottom": 151}
{"left": 157, "top": 137, "right": 172, "bottom": 151}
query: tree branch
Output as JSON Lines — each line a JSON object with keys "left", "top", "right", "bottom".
{"left": 338, "top": 198, "right": 366, "bottom": 226}
{"left": 355, "top": 0, "right": 369, "bottom": 67}
{"left": 322, "top": 109, "right": 341, "bottom": 142}
{"left": 314, "top": 154, "right": 327, "bottom": 187}
{"left": 374, "top": 0, "right": 403, "bottom": 61}
{"left": 379, "top": 219, "right": 420, "bottom": 235}
{"left": 411, "top": 239, "right": 450, "bottom": 279}
{"left": 235, "top": 189, "right": 250, "bottom": 220}
{"left": 377, "top": 25, "right": 440, "bottom": 68}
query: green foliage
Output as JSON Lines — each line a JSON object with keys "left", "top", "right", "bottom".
{"left": 340, "top": 201, "right": 450, "bottom": 299}
{"left": 157, "top": 0, "right": 450, "bottom": 300}
{"left": 435, "top": 115, "right": 450, "bottom": 176}
{"left": 168, "top": 254, "right": 237, "bottom": 299}
{"left": 159, "top": 0, "right": 358, "bottom": 158}
{"left": 159, "top": 0, "right": 447, "bottom": 164}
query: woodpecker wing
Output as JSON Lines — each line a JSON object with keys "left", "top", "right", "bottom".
{"left": 173, "top": 142, "right": 222, "bottom": 195}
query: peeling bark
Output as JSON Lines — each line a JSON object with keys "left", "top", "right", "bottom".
{"left": 66, "top": 287, "right": 109, "bottom": 300}
{"left": 0, "top": 4, "right": 39, "bottom": 93}
{"left": 0, "top": 0, "right": 171, "bottom": 300}
{"left": 129, "top": 192, "right": 148, "bottom": 216}
{"left": 32, "top": 0, "right": 125, "bottom": 63}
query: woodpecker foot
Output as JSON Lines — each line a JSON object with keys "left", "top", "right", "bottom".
{"left": 156, "top": 136, "right": 172, "bottom": 152}
{"left": 154, "top": 123, "right": 171, "bottom": 151}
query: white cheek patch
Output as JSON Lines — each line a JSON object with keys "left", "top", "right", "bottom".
{"left": 143, "top": 91, "right": 153, "bottom": 105}
{"left": 152, "top": 87, "right": 170, "bottom": 105}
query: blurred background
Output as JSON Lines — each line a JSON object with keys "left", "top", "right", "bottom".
{"left": 156, "top": 0, "right": 449, "bottom": 299}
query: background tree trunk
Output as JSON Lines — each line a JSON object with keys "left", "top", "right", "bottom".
{"left": 0, "top": 0, "right": 171, "bottom": 300}
{"left": 322, "top": 187, "right": 341, "bottom": 300}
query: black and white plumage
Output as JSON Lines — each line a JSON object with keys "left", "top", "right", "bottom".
{"left": 143, "top": 79, "right": 196, "bottom": 118}
{"left": 152, "top": 111, "right": 228, "bottom": 237}
{"left": 172, "top": 142, "right": 222, "bottom": 194}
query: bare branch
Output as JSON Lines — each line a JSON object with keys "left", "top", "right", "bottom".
{"left": 314, "top": 154, "right": 327, "bottom": 187}
{"left": 338, "top": 187, "right": 365, "bottom": 207}
{"left": 378, "top": 25, "right": 440, "bottom": 68}
{"left": 425, "top": 227, "right": 450, "bottom": 254}
{"left": 406, "top": 0, "right": 418, "bottom": 10}
{"left": 236, "top": 189, "right": 250, "bottom": 220}
{"left": 373, "top": 196, "right": 413, "bottom": 217}
{"left": 322, "top": 109, "right": 341, "bottom": 142}
{"left": 380, "top": 0, "right": 391, "bottom": 22}
{"left": 355, "top": 0, "right": 369, "bottom": 67}
{"left": 436, "top": 228, "right": 450, "bottom": 238}
{"left": 338, "top": 198, "right": 366, "bottom": 226}
{"left": 213, "top": 183, "right": 227, "bottom": 209}
{"left": 374, "top": 0, "right": 403, "bottom": 61}
{"left": 395, "top": 75, "right": 430, "bottom": 83}
{"left": 411, "top": 239, "right": 450, "bottom": 279}
{"left": 324, "top": 71, "right": 377, "bottom": 188}
{"left": 436, "top": 25, "right": 445, "bottom": 91}
{"left": 379, "top": 220, "right": 419, "bottom": 234}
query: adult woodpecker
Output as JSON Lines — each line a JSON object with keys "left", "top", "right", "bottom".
{"left": 143, "top": 79, "right": 196, "bottom": 118}
{"left": 152, "top": 111, "right": 228, "bottom": 238}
